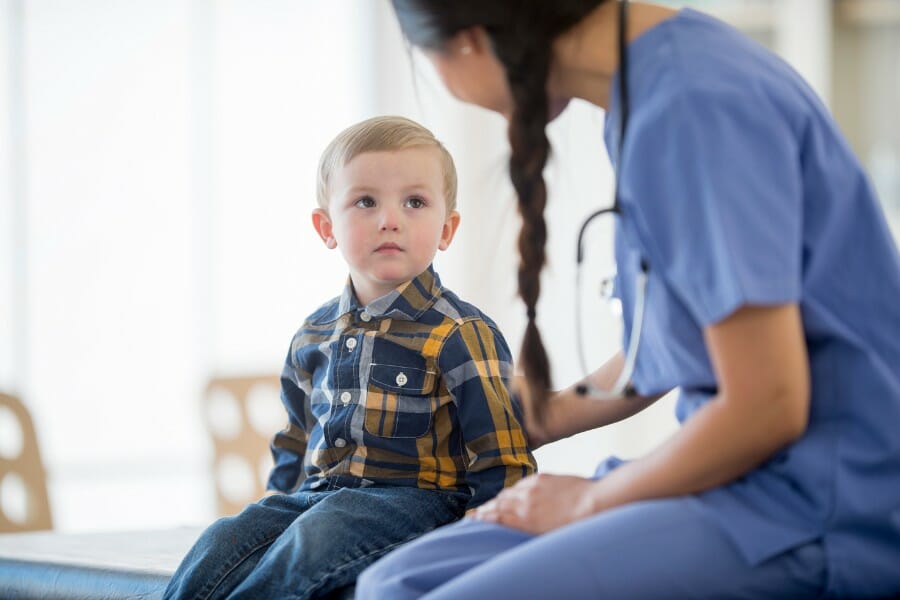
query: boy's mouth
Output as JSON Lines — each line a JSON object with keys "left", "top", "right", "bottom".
{"left": 375, "top": 242, "right": 403, "bottom": 253}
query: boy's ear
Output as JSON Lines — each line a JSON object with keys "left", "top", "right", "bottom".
{"left": 312, "top": 208, "right": 337, "bottom": 249}
{"left": 438, "top": 211, "right": 461, "bottom": 251}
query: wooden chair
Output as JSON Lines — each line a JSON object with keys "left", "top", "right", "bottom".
{"left": 0, "top": 392, "right": 53, "bottom": 532}
{"left": 202, "top": 375, "right": 284, "bottom": 516}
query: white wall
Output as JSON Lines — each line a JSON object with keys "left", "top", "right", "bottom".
{"left": 0, "top": 1, "right": 18, "bottom": 391}
{"left": 24, "top": 0, "right": 204, "bottom": 529}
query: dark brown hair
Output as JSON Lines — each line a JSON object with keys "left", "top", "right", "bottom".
{"left": 392, "top": 0, "right": 605, "bottom": 415}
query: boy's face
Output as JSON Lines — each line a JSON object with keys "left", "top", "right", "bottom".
{"left": 313, "top": 147, "right": 460, "bottom": 305}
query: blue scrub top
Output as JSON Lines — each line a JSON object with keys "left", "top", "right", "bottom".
{"left": 606, "top": 9, "right": 900, "bottom": 597}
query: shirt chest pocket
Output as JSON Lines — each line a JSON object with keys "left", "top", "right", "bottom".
{"left": 364, "top": 363, "right": 440, "bottom": 438}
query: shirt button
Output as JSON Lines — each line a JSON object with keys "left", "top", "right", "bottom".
{"left": 395, "top": 372, "right": 408, "bottom": 387}
{"left": 340, "top": 391, "right": 352, "bottom": 404}
{"left": 334, "top": 438, "right": 347, "bottom": 448}
{"left": 345, "top": 338, "right": 357, "bottom": 350}
{"left": 360, "top": 311, "right": 372, "bottom": 322}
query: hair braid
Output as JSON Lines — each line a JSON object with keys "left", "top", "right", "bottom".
{"left": 496, "top": 37, "right": 554, "bottom": 415}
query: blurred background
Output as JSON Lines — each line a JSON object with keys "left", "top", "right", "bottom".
{"left": 1, "top": 0, "right": 898, "bottom": 533}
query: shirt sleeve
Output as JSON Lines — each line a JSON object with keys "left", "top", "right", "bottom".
{"left": 438, "top": 318, "right": 537, "bottom": 510}
{"left": 622, "top": 85, "right": 804, "bottom": 326}
{"left": 267, "top": 343, "right": 310, "bottom": 493}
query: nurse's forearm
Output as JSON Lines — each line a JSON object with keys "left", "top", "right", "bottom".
{"left": 581, "top": 389, "right": 800, "bottom": 512}
{"left": 541, "top": 351, "right": 664, "bottom": 444}
{"left": 582, "top": 304, "right": 810, "bottom": 513}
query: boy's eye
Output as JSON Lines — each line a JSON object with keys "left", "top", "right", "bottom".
{"left": 405, "top": 197, "right": 425, "bottom": 209}
{"left": 354, "top": 195, "right": 376, "bottom": 208}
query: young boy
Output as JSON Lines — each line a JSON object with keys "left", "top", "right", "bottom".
{"left": 164, "top": 116, "right": 536, "bottom": 599}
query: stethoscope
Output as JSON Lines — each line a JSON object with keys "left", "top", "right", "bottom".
{"left": 574, "top": 0, "right": 649, "bottom": 400}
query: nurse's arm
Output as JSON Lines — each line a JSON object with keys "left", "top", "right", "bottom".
{"left": 582, "top": 303, "right": 810, "bottom": 514}
{"left": 526, "top": 351, "right": 666, "bottom": 448}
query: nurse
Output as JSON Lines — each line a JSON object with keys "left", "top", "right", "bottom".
{"left": 358, "top": 1, "right": 900, "bottom": 599}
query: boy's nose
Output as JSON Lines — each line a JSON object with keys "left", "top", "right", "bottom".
{"left": 379, "top": 208, "right": 401, "bottom": 231}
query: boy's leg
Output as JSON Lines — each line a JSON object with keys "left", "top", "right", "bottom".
{"left": 228, "top": 486, "right": 467, "bottom": 599}
{"left": 360, "top": 498, "right": 827, "bottom": 599}
{"left": 163, "top": 492, "right": 315, "bottom": 600}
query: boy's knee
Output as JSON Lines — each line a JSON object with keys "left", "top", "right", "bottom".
{"left": 196, "top": 505, "right": 274, "bottom": 551}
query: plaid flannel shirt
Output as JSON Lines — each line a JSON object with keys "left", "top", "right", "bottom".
{"left": 267, "top": 266, "right": 536, "bottom": 509}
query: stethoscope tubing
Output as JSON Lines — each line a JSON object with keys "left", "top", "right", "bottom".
{"left": 574, "top": 0, "right": 645, "bottom": 400}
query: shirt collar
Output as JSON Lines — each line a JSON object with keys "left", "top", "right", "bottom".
{"left": 333, "top": 265, "right": 443, "bottom": 322}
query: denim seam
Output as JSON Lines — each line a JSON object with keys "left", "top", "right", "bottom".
{"left": 198, "top": 531, "right": 283, "bottom": 600}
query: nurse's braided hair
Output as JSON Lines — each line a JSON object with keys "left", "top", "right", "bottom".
{"left": 391, "top": 0, "right": 605, "bottom": 417}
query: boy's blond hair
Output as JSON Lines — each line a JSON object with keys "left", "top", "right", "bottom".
{"left": 317, "top": 115, "right": 458, "bottom": 212}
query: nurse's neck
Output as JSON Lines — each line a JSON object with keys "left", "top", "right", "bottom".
{"left": 549, "top": 1, "right": 676, "bottom": 110}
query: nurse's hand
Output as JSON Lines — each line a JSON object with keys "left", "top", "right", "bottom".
{"left": 472, "top": 473, "right": 597, "bottom": 534}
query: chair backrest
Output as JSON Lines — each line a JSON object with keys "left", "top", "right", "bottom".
{"left": 203, "top": 375, "right": 284, "bottom": 516}
{"left": 0, "top": 392, "right": 53, "bottom": 532}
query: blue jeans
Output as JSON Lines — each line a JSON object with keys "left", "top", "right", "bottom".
{"left": 163, "top": 485, "right": 467, "bottom": 600}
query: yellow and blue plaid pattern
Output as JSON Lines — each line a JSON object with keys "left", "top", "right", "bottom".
{"left": 268, "top": 266, "right": 536, "bottom": 509}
